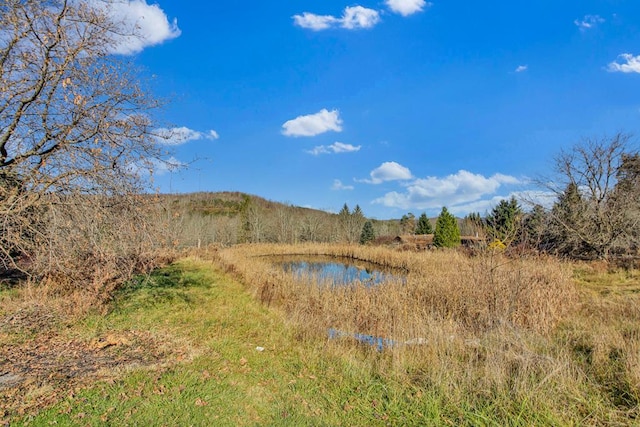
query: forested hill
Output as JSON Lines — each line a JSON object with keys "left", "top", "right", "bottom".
{"left": 157, "top": 191, "right": 334, "bottom": 219}
{"left": 154, "top": 191, "right": 413, "bottom": 246}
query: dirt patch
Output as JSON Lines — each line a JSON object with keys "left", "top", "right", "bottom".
{"left": 0, "top": 325, "right": 180, "bottom": 423}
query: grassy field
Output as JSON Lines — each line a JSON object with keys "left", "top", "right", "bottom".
{"left": 1, "top": 245, "right": 639, "bottom": 425}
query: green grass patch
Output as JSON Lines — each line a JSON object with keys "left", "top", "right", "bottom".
{"left": 8, "top": 258, "right": 620, "bottom": 426}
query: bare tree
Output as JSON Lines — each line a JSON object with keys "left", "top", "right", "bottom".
{"left": 298, "top": 211, "right": 326, "bottom": 242}
{"left": 245, "top": 205, "right": 267, "bottom": 243}
{"left": 544, "top": 133, "right": 639, "bottom": 259}
{"left": 0, "top": 0, "right": 167, "bottom": 281}
{"left": 273, "top": 205, "right": 298, "bottom": 243}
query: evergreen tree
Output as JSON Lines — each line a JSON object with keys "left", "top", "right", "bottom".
{"left": 485, "top": 197, "right": 523, "bottom": 246}
{"left": 338, "top": 203, "right": 351, "bottom": 242}
{"left": 547, "top": 183, "right": 587, "bottom": 256}
{"left": 521, "top": 204, "right": 548, "bottom": 249}
{"left": 351, "top": 205, "right": 366, "bottom": 243}
{"left": 338, "top": 203, "right": 367, "bottom": 243}
{"left": 352, "top": 204, "right": 364, "bottom": 219}
{"left": 338, "top": 203, "right": 351, "bottom": 218}
{"left": 433, "top": 207, "right": 460, "bottom": 248}
{"left": 415, "top": 213, "right": 433, "bottom": 235}
{"left": 359, "top": 221, "right": 375, "bottom": 245}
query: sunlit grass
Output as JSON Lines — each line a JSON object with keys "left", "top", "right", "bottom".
{"left": 10, "top": 246, "right": 640, "bottom": 425}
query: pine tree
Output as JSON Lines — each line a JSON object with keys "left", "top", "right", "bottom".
{"left": 415, "top": 213, "right": 433, "bottom": 235}
{"left": 433, "top": 207, "right": 460, "bottom": 248}
{"left": 521, "top": 204, "right": 548, "bottom": 249}
{"left": 338, "top": 203, "right": 367, "bottom": 243}
{"left": 548, "top": 183, "right": 587, "bottom": 256}
{"left": 359, "top": 221, "right": 375, "bottom": 245}
{"left": 485, "top": 197, "right": 523, "bottom": 246}
{"left": 338, "top": 203, "right": 351, "bottom": 242}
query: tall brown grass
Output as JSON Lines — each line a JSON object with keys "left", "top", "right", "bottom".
{"left": 217, "top": 243, "right": 576, "bottom": 336}
{"left": 214, "top": 243, "right": 639, "bottom": 422}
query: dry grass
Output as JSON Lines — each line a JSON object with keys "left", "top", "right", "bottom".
{"left": 214, "top": 243, "right": 639, "bottom": 422}
{"left": 217, "top": 243, "right": 576, "bottom": 336}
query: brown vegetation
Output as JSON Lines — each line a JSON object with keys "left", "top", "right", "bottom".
{"left": 216, "top": 243, "right": 576, "bottom": 335}
{"left": 0, "top": 0, "right": 178, "bottom": 307}
{"left": 213, "top": 243, "right": 640, "bottom": 421}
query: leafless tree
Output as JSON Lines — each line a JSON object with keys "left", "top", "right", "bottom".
{"left": 544, "top": 133, "right": 639, "bottom": 259}
{"left": 0, "top": 0, "right": 168, "bottom": 283}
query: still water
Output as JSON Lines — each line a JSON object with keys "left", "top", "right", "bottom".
{"left": 269, "top": 255, "right": 406, "bottom": 287}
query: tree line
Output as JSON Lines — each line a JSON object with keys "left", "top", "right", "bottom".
{"left": 1, "top": 0, "right": 638, "bottom": 294}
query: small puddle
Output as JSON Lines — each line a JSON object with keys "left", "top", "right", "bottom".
{"left": 328, "top": 328, "right": 396, "bottom": 351}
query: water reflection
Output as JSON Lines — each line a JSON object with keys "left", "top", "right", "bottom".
{"left": 270, "top": 255, "right": 405, "bottom": 287}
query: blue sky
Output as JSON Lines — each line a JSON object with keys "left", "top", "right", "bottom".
{"left": 112, "top": 0, "right": 640, "bottom": 219}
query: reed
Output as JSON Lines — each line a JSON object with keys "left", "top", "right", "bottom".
{"left": 217, "top": 243, "right": 576, "bottom": 335}
{"left": 213, "top": 243, "right": 639, "bottom": 421}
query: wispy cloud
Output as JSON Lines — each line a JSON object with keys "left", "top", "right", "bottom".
{"left": 128, "top": 156, "right": 185, "bottom": 176}
{"left": 360, "top": 161, "right": 413, "bottom": 184}
{"left": 515, "top": 65, "right": 528, "bottom": 73}
{"left": 282, "top": 109, "right": 343, "bottom": 137}
{"left": 87, "top": 0, "right": 181, "bottom": 55}
{"left": 153, "top": 126, "right": 219, "bottom": 145}
{"left": 385, "top": 0, "right": 431, "bottom": 17}
{"left": 332, "top": 179, "right": 354, "bottom": 191}
{"left": 445, "top": 190, "right": 557, "bottom": 216}
{"left": 292, "top": 13, "right": 339, "bottom": 31}
{"left": 372, "top": 170, "right": 521, "bottom": 211}
{"left": 574, "top": 14, "right": 605, "bottom": 30}
{"left": 307, "top": 142, "right": 361, "bottom": 155}
{"left": 607, "top": 53, "right": 640, "bottom": 74}
{"left": 293, "top": 6, "right": 380, "bottom": 31}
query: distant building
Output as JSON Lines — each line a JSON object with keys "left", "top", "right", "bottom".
{"left": 393, "top": 234, "right": 434, "bottom": 250}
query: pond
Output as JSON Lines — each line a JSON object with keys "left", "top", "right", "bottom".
{"left": 268, "top": 255, "right": 406, "bottom": 287}
{"left": 264, "top": 255, "right": 408, "bottom": 351}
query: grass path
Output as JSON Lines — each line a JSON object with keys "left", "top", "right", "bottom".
{"left": 15, "top": 258, "right": 461, "bottom": 426}
{"left": 6, "top": 253, "right": 639, "bottom": 425}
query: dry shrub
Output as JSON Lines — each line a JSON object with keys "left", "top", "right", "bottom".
{"left": 11, "top": 194, "right": 177, "bottom": 313}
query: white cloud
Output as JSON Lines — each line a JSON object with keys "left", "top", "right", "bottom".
{"left": 332, "top": 179, "right": 354, "bottom": 191}
{"left": 87, "top": 0, "right": 181, "bottom": 55}
{"left": 331, "top": 142, "right": 360, "bottom": 153}
{"left": 361, "top": 161, "right": 413, "bottom": 184}
{"left": 515, "top": 65, "right": 528, "bottom": 73}
{"left": 445, "top": 190, "right": 557, "bottom": 216}
{"left": 341, "top": 6, "right": 381, "bottom": 29}
{"left": 574, "top": 14, "right": 604, "bottom": 30}
{"left": 385, "top": 0, "right": 431, "bottom": 17}
{"left": 292, "top": 12, "right": 338, "bottom": 31}
{"left": 607, "top": 53, "right": 640, "bottom": 74}
{"left": 307, "top": 142, "right": 361, "bottom": 155}
{"left": 153, "top": 126, "right": 219, "bottom": 145}
{"left": 282, "top": 109, "right": 343, "bottom": 137}
{"left": 372, "top": 170, "right": 522, "bottom": 211}
{"left": 293, "top": 6, "right": 380, "bottom": 31}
